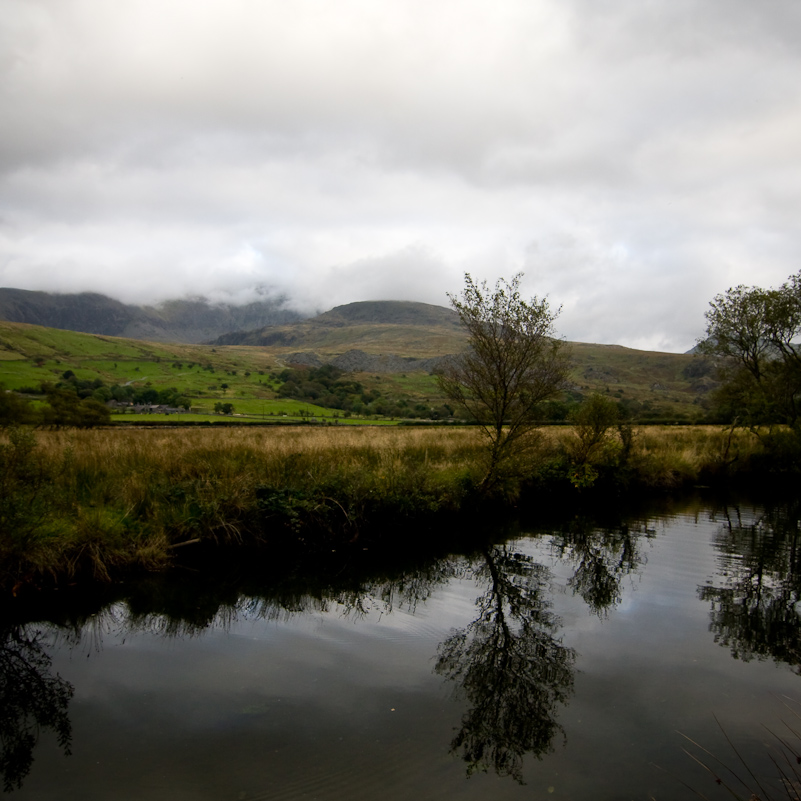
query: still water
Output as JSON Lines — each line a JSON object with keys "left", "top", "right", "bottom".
{"left": 4, "top": 495, "right": 801, "bottom": 799}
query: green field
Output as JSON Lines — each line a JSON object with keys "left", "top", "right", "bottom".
{"left": 0, "top": 321, "right": 462, "bottom": 421}
{"left": 0, "top": 319, "right": 714, "bottom": 423}
{"left": 0, "top": 321, "right": 292, "bottom": 412}
{"left": 111, "top": 411, "right": 397, "bottom": 425}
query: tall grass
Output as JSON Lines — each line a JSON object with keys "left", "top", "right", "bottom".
{"left": 680, "top": 700, "right": 801, "bottom": 800}
{"left": 628, "top": 425, "right": 758, "bottom": 487}
{"left": 0, "top": 424, "right": 774, "bottom": 592}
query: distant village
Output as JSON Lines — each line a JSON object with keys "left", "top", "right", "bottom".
{"left": 106, "top": 400, "right": 189, "bottom": 415}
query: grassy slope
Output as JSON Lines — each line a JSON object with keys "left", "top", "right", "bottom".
{"left": 569, "top": 342, "right": 704, "bottom": 416}
{"left": 239, "top": 320, "right": 467, "bottom": 357}
{"left": 0, "top": 321, "right": 343, "bottom": 420}
{"left": 0, "top": 319, "right": 709, "bottom": 420}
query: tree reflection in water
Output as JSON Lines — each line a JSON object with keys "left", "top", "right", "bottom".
{"left": 432, "top": 516, "right": 653, "bottom": 782}
{"left": 548, "top": 518, "right": 651, "bottom": 616}
{"left": 0, "top": 626, "right": 73, "bottom": 792}
{"left": 434, "top": 545, "right": 575, "bottom": 783}
{"left": 700, "top": 501, "right": 801, "bottom": 671}
{"left": 2, "top": 512, "right": 654, "bottom": 789}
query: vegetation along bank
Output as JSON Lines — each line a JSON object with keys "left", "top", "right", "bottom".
{"left": 0, "top": 422, "right": 792, "bottom": 596}
{"left": 2, "top": 268, "right": 800, "bottom": 595}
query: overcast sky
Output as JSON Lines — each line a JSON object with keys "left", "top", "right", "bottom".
{"left": 2, "top": 0, "right": 801, "bottom": 352}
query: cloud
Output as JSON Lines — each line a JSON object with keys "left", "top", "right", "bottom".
{"left": 1, "top": 0, "right": 801, "bottom": 351}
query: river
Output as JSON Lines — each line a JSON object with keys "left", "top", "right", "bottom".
{"left": 3, "top": 493, "right": 800, "bottom": 799}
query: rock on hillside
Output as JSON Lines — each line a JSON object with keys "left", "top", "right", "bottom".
{"left": 280, "top": 349, "right": 448, "bottom": 373}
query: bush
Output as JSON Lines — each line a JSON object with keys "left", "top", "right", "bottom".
{"left": 568, "top": 394, "right": 621, "bottom": 466}
{"left": 0, "top": 389, "right": 34, "bottom": 428}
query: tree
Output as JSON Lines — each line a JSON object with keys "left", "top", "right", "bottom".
{"left": 699, "top": 272, "right": 801, "bottom": 428}
{"left": 39, "top": 388, "right": 110, "bottom": 428}
{"left": 437, "top": 273, "right": 571, "bottom": 490}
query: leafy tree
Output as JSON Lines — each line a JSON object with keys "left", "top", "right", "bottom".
{"left": 91, "top": 386, "right": 112, "bottom": 403}
{"left": 437, "top": 273, "right": 571, "bottom": 490}
{"left": 40, "top": 388, "right": 110, "bottom": 428}
{"left": 111, "top": 385, "right": 132, "bottom": 403}
{"left": 0, "top": 389, "right": 34, "bottom": 428}
{"left": 699, "top": 272, "right": 801, "bottom": 428}
{"left": 136, "top": 388, "right": 159, "bottom": 405}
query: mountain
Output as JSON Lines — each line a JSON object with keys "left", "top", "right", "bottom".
{"left": 312, "top": 300, "right": 461, "bottom": 328}
{"left": 0, "top": 288, "right": 302, "bottom": 344}
{"left": 0, "top": 289, "right": 140, "bottom": 335}
{"left": 213, "top": 300, "right": 465, "bottom": 358}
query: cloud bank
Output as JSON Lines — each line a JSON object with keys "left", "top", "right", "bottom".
{"left": 2, "top": 0, "right": 801, "bottom": 351}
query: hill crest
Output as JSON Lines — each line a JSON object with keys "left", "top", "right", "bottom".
{"left": 311, "top": 301, "right": 460, "bottom": 328}
{"left": 212, "top": 300, "right": 465, "bottom": 355}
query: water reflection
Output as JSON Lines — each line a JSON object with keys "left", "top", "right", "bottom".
{"left": 547, "top": 518, "right": 652, "bottom": 615}
{"left": 2, "top": 509, "right": 660, "bottom": 789}
{"left": 117, "top": 555, "right": 467, "bottom": 637}
{"left": 434, "top": 545, "right": 575, "bottom": 783}
{"left": 700, "top": 501, "right": 801, "bottom": 671}
{"left": 0, "top": 626, "right": 73, "bottom": 792}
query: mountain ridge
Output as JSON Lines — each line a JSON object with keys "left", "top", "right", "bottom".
{"left": 0, "top": 287, "right": 302, "bottom": 344}
{"left": 213, "top": 300, "right": 465, "bottom": 356}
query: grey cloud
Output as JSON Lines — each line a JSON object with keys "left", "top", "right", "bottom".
{"left": 1, "top": 0, "right": 801, "bottom": 352}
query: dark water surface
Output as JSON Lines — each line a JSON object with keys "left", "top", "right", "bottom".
{"left": 4, "top": 495, "right": 801, "bottom": 800}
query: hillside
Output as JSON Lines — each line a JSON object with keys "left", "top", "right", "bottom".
{"left": 0, "top": 287, "right": 301, "bottom": 344}
{"left": 213, "top": 300, "right": 466, "bottom": 357}
{"left": 313, "top": 300, "right": 461, "bottom": 328}
{"left": 0, "top": 312, "right": 716, "bottom": 423}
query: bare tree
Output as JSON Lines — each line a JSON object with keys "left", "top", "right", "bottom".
{"left": 438, "top": 273, "right": 571, "bottom": 490}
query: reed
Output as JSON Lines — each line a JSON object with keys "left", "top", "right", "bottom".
{"left": 679, "top": 701, "right": 801, "bottom": 800}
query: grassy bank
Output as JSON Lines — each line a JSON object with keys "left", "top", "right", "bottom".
{"left": 0, "top": 424, "right": 789, "bottom": 594}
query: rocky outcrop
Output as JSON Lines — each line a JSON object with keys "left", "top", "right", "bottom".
{"left": 279, "top": 348, "right": 450, "bottom": 374}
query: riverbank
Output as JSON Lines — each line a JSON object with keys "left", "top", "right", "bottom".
{"left": 0, "top": 424, "right": 794, "bottom": 594}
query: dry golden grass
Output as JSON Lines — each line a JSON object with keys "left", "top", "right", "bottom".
{"left": 38, "top": 425, "right": 487, "bottom": 470}
{"left": 630, "top": 425, "right": 759, "bottom": 482}
{"left": 1, "top": 423, "right": 770, "bottom": 591}
{"left": 32, "top": 423, "right": 761, "bottom": 480}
